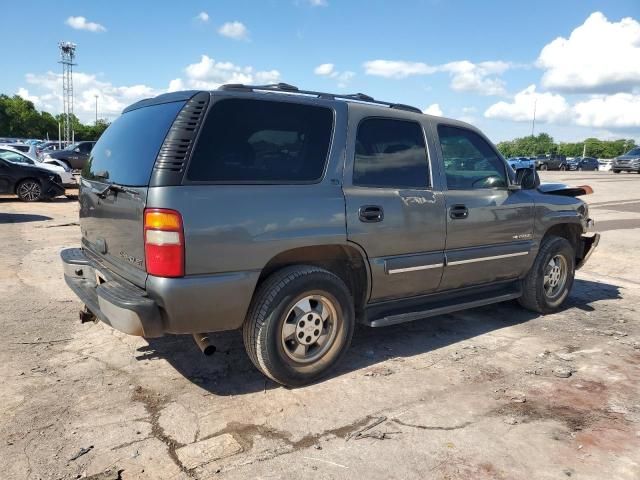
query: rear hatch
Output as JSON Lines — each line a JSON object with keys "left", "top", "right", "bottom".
{"left": 79, "top": 97, "right": 190, "bottom": 287}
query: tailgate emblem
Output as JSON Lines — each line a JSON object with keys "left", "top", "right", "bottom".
{"left": 119, "top": 251, "right": 143, "bottom": 267}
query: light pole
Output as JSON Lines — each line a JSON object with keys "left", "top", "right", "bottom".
{"left": 531, "top": 98, "right": 537, "bottom": 137}
{"left": 94, "top": 94, "right": 99, "bottom": 126}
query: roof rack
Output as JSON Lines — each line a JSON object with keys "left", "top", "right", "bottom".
{"left": 218, "top": 83, "right": 423, "bottom": 114}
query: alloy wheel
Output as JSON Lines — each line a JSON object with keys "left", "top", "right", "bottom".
{"left": 280, "top": 294, "right": 339, "bottom": 364}
{"left": 17, "top": 181, "right": 41, "bottom": 201}
{"left": 543, "top": 255, "right": 568, "bottom": 299}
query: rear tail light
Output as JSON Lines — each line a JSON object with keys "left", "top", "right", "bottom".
{"left": 143, "top": 208, "right": 184, "bottom": 277}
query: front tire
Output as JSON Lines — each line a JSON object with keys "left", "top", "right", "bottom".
{"left": 16, "top": 179, "right": 43, "bottom": 202}
{"left": 519, "top": 236, "right": 575, "bottom": 314}
{"left": 612, "top": 170, "right": 621, "bottom": 174}
{"left": 539, "top": 164, "right": 548, "bottom": 171}
{"left": 243, "top": 265, "right": 355, "bottom": 387}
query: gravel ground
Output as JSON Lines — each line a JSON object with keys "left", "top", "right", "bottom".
{"left": 0, "top": 171, "right": 638, "bottom": 480}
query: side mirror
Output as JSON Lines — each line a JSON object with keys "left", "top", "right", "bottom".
{"left": 515, "top": 167, "right": 539, "bottom": 190}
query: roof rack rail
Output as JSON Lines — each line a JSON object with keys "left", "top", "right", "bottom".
{"left": 217, "top": 83, "right": 423, "bottom": 114}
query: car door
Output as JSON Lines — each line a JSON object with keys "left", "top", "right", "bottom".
{"left": 434, "top": 123, "right": 534, "bottom": 291}
{"left": 0, "top": 159, "right": 13, "bottom": 193}
{"left": 343, "top": 113, "right": 446, "bottom": 302}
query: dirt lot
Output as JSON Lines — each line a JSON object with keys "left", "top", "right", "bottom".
{"left": 1, "top": 171, "right": 639, "bottom": 480}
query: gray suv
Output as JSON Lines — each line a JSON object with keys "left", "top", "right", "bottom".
{"left": 61, "top": 84, "right": 599, "bottom": 386}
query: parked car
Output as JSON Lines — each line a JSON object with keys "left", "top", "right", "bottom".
{"left": 567, "top": 157, "right": 599, "bottom": 171}
{"left": 5, "top": 142, "right": 39, "bottom": 160}
{"left": 537, "top": 155, "right": 568, "bottom": 171}
{"left": 598, "top": 159, "right": 613, "bottom": 171}
{"left": 612, "top": 147, "right": 640, "bottom": 174}
{"left": 506, "top": 157, "right": 535, "bottom": 170}
{"left": 61, "top": 84, "right": 599, "bottom": 386}
{"left": 0, "top": 147, "right": 75, "bottom": 187}
{"left": 0, "top": 148, "right": 65, "bottom": 201}
{"left": 42, "top": 141, "right": 95, "bottom": 170}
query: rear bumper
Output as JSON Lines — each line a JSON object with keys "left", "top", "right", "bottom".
{"left": 576, "top": 233, "right": 600, "bottom": 269}
{"left": 61, "top": 248, "right": 163, "bottom": 337}
{"left": 61, "top": 248, "right": 259, "bottom": 337}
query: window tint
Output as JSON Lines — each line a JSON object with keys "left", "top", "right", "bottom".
{"left": 353, "top": 118, "right": 429, "bottom": 188}
{"left": 83, "top": 100, "right": 184, "bottom": 186}
{"left": 187, "top": 99, "right": 333, "bottom": 183}
{"left": 437, "top": 125, "right": 507, "bottom": 190}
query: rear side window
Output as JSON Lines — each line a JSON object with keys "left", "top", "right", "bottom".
{"left": 437, "top": 125, "right": 507, "bottom": 190}
{"left": 187, "top": 99, "right": 333, "bottom": 183}
{"left": 353, "top": 118, "right": 430, "bottom": 189}
{"left": 83, "top": 101, "right": 184, "bottom": 186}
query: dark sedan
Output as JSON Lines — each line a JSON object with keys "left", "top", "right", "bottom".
{"left": 0, "top": 149, "right": 65, "bottom": 201}
{"left": 568, "top": 157, "right": 599, "bottom": 171}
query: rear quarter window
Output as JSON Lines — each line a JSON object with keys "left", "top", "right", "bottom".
{"left": 83, "top": 101, "right": 185, "bottom": 186}
{"left": 186, "top": 98, "right": 334, "bottom": 183}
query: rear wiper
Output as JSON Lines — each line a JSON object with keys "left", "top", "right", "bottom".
{"left": 94, "top": 183, "right": 139, "bottom": 198}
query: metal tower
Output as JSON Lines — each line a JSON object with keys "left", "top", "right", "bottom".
{"left": 58, "top": 42, "right": 77, "bottom": 144}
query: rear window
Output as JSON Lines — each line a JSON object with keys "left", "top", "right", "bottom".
{"left": 186, "top": 99, "right": 333, "bottom": 183}
{"left": 83, "top": 101, "right": 184, "bottom": 186}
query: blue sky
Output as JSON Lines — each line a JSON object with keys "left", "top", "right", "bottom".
{"left": 4, "top": 0, "right": 639, "bottom": 143}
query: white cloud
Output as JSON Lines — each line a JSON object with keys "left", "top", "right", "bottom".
{"left": 65, "top": 16, "right": 106, "bottom": 33}
{"left": 314, "top": 63, "right": 335, "bottom": 76}
{"left": 218, "top": 21, "right": 249, "bottom": 41}
{"left": 423, "top": 103, "right": 443, "bottom": 116}
{"left": 196, "top": 12, "right": 209, "bottom": 23}
{"left": 364, "top": 58, "right": 511, "bottom": 95}
{"left": 20, "top": 71, "right": 163, "bottom": 123}
{"left": 17, "top": 54, "right": 281, "bottom": 123}
{"left": 314, "top": 63, "right": 354, "bottom": 88}
{"left": 440, "top": 61, "right": 509, "bottom": 96}
{"left": 485, "top": 84, "right": 640, "bottom": 130}
{"left": 484, "top": 84, "right": 571, "bottom": 123}
{"left": 574, "top": 93, "right": 640, "bottom": 128}
{"left": 538, "top": 12, "right": 640, "bottom": 93}
{"left": 363, "top": 60, "right": 436, "bottom": 79}
{"left": 177, "top": 55, "right": 280, "bottom": 89}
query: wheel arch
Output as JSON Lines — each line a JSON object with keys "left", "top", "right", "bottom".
{"left": 256, "top": 244, "right": 370, "bottom": 315}
{"left": 541, "top": 223, "right": 582, "bottom": 261}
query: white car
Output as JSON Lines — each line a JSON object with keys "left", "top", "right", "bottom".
{"left": 0, "top": 147, "right": 75, "bottom": 186}
{"left": 5, "top": 143, "right": 40, "bottom": 161}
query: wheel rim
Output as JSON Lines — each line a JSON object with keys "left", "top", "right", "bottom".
{"left": 280, "top": 294, "right": 339, "bottom": 364}
{"left": 543, "top": 254, "right": 568, "bottom": 299}
{"left": 18, "top": 181, "right": 41, "bottom": 201}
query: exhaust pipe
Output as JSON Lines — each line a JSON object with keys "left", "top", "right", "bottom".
{"left": 193, "top": 333, "right": 216, "bottom": 356}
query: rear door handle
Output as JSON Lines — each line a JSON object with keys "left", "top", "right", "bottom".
{"left": 359, "top": 205, "right": 384, "bottom": 223}
{"left": 449, "top": 204, "right": 469, "bottom": 219}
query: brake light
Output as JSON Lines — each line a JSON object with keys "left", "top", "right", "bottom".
{"left": 143, "top": 208, "right": 184, "bottom": 277}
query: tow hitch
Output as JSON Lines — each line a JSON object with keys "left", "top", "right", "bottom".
{"left": 79, "top": 306, "right": 97, "bottom": 324}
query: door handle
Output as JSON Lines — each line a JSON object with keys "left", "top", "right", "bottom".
{"left": 359, "top": 205, "right": 384, "bottom": 223}
{"left": 449, "top": 204, "right": 469, "bottom": 219}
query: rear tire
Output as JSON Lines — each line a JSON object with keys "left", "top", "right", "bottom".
{"left": 540, "top": 164, "right": 548, "bottom": 171}
{"left": 519, "top": 236, "right": 575, "bottom": 314}
{"left": 560, "top": 165, "right": 567, "bottom": 171}
{"left": 243, "top": 265, "right": 355, "bottom": 387}
{"left": 16, "top": 179, "right": 43, "bottom": 202}
{"left": 612, "top": 170, "right": 621, "bottom": 174}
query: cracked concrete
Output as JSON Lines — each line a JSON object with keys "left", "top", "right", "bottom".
{"left": 1, "top": 172, "right": 639, "bottom": 479}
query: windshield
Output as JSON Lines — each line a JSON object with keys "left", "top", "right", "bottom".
{"left": 65, "top": 142, "right": 80, "bottom": 151}
{"left": 625, "top": 148, "right": 640, "bottom": 156}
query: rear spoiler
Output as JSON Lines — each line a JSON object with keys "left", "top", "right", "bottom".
{"left": 538, "top": 183, "right": 594, "bottom": 197}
